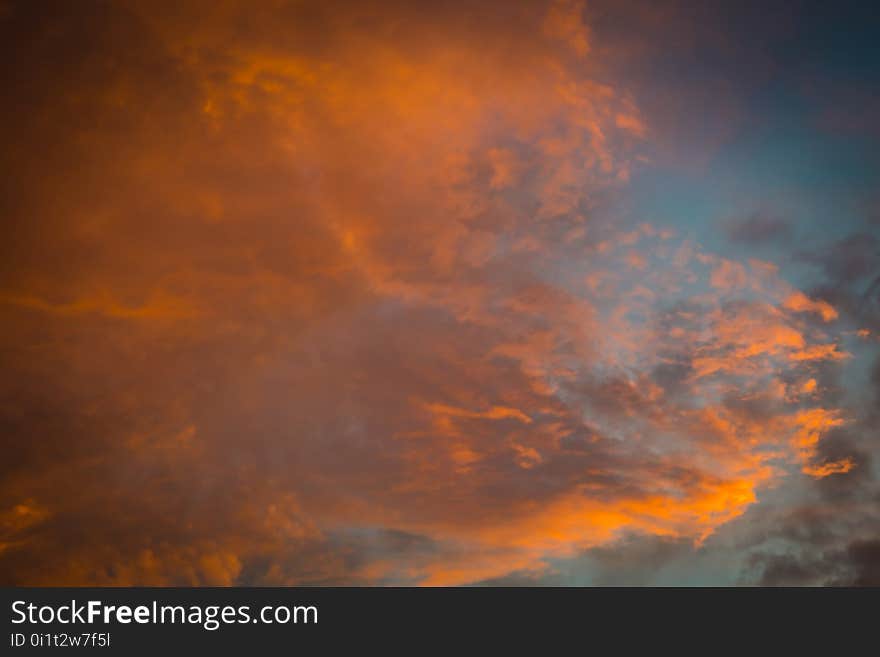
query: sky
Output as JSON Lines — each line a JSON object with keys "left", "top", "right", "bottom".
{"left": 1, "top": 0, "right": 878, "bottom": 586}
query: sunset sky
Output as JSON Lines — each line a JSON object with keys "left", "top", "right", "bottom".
{"left": 2, "top": 0, "right": 879, "bottom": 586}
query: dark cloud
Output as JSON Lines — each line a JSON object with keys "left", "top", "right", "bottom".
{"left": 848, "top": 539, "right": 880, "bottom": 586}
{"left": 748, "top": 534, "right": 880, "bottom": 587}
{"left": 751, "top": 552, "right": 836, "bottom": 587}
{"left": 812, "top": 429, "right": 873, "bottom": 501}
{"left": 724, "top": 214, "right": 793, "bottom": 245}
{"left": 799, "top": 234, "right": 879, "bottom": 288}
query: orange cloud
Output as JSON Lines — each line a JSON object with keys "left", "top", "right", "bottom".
{"left": 783, "top": 291, "right": 838, "bottom": 322}
{"left": 0, "top": 0, "right": 859, "bottom": 586}
{"left": 802, "top": 459, "right": 855, "bottom": 478}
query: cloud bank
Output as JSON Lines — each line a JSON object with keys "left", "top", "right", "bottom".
{"left": 1, "top": 0, "right": 875, "bottom": 585}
